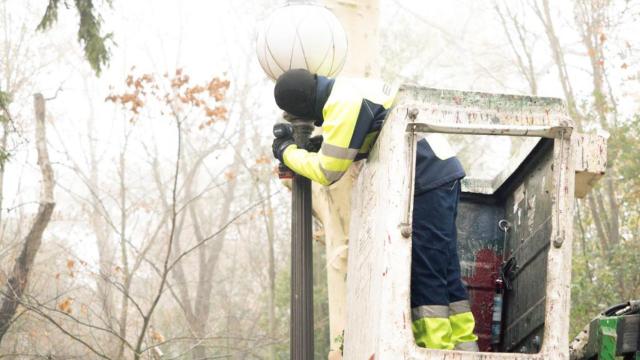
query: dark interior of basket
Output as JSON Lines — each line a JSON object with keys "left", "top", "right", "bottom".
{"left": 456, "top": 139, "right": 555, "bottom": 353}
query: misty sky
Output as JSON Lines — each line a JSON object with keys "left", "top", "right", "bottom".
{"left": 3, "top": 0, "right": 637, "bottom": 226}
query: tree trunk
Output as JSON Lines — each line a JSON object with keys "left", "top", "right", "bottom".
{"left": 190, "top": 121, "right": 244, "bottom": 360}
{"left": 494, "top": 2, "right": 538, "bottom": 95}
{"left": 0, "top": 93, "right": 55, "bottom": 343}
{"left": 116, "top": 144, "right": 131, "bottom": 360}
{"left": 573, "top": 0, "right": 621, "bottom": 253}
{"left": 537, "top": 0, "right": 624, "bottom": 302}
{"left": 0, "top": 120, "right": 7, "bottom": 235}
{"left": 532, "top": 0, "right": 582, "bottom": 129}
{"left": 317, "top": 1, "right": 379, "bottom": 357}
{"left": 264, "top": 179, "right": 277, "bottom": 360}
{"left": 85, "top": 85, "right": 118, "bottom": 354}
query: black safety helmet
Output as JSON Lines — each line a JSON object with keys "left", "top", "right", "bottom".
{"left": 274, "top": 69, "right": 317, "bottom": 119}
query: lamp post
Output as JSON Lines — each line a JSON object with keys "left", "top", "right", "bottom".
{"left": 287, "top": 115, "right": 315, "bottom": 358}
{"left": 256, "top": 3, "right": 347, "bottom": 359}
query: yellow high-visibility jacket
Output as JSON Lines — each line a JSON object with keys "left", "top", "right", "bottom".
{"left": 283, "top": 77, "right": 396, "bottom": 186}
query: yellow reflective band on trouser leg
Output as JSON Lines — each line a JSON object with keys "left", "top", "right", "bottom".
{"left": 449, "top": 300, "right": 479, "bottom": 351}
{"left": 411, "top": 305, "right": 453, "bottom": 350}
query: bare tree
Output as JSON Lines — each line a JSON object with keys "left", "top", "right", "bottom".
{"left": 494, "top": 0, "right": 540, "bottom": 95}
{"left": 531, "top": 0, "right": 583, "bottom": 126}
{"left": 0, "top": 93, "right": 55, "bottom": 342}
{"left": 520, "top": 0, "right": 640, "bottom": 316}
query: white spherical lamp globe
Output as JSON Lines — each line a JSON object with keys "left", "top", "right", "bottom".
{"left": 256, "top": 4, "right": 348, "bottom": 80}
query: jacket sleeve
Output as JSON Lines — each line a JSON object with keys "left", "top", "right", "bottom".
{"left": 282, "top": 145, "right": 332, "bottom": 185}
{"left": 283, "top": 94, "right": 363, "bottom": 186}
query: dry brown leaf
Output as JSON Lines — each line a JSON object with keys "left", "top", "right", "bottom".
{"left": 150, "top": 328, "right": 165, "bottom": 343}
{"left": 225, "top": 170, "right": 236, "bottom": 181}
{"left": 58, "top": 298, "right": 73, "bottom": 314}
{"left": 255, "top": 154, "right": 270, "bottom": 165}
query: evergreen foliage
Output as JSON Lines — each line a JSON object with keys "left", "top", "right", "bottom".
{"left": 0, "top": 90, "right": 10, "bottom": 121}
{"left": 37, "top": 0, "right": 113, "bottom": 76}
{"left": 0, "top": 89, "right": 11, "bottom": 166}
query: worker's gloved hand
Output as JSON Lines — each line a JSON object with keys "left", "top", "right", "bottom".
{"left": 273, "top": 122, "right": 293, "bottom": 139}
{"left": 305, "top": 135, "right": 323, "bottom": 153}
{"left": 272, "top": 123, "right": 295, "bottom": 162}
{"left": 272, "top": 137, "right": 295, "bottom": 162}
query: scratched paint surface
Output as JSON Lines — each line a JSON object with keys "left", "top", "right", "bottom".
{"left": 501, "top": 145, "right": 555, "bottom": 353}
{"left": 452, "top": 142, "right": 555, "bottom": 354}
{"left": 456, "top": 197, "right": 504, "bottom": 351}
{"left": 344, "top": 85, "right": 576, "bottom": 359}
{"left": 398, "top": 85, "right": 570, "bottom": 128}
{"left": 573, "top": 133, "right": 607, "bottom": 198}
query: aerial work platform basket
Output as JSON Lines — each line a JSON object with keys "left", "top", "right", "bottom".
{"left": 343, "top": 85, "right": 607, "bottom": 359}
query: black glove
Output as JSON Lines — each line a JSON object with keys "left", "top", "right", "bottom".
{"left": 273, "top": 123, "right": 293, "bottom": 139}
{"left": 272, "top": 123, "right": 295, "bottom": 162}
{"left": 305, "top": 135, "right": 323, "bottom": 153}
{"left": 272, "top": 137, "right": 295, "bottom": 162}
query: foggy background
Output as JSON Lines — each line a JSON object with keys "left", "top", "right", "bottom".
{"left": 1, "top": 0, "right": 639, "bottom": 358}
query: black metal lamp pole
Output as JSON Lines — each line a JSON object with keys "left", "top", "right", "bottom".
{"left": 287, "top": 115, "right": 315, "bottom": 359}
{"left": 258, "top": 2, "right": 346, "bottom": 357}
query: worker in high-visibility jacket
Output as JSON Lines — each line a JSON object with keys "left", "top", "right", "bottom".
{"left": 271, "top": 69, "right": 479, "bottom": 351}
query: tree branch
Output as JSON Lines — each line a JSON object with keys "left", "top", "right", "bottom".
{"left": 0, "top": 94, "right": 55, "bottom": 343}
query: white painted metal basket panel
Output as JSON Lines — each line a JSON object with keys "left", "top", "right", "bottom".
{"left": 342, "top": 86, "right": 577, "bottom": 360}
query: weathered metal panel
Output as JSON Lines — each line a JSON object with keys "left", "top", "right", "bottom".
{"left": 344, "top": 95, "right": 414, "bottom": 358}
{"left": 573, "top": 133, "right": 607, "bottom": 198}
{"left": 457, "top": 196, "right": 504, "bottom": 351}
{"left": 501, "top": 144, "right": 555, "bottom": 353}
{"left": 343, "top": 85, "right": 576, "bottom": 359}
{"left": 396, "top": 85, "right": 571, "bottom": 128}
{"left": 539, "top": 127, "right": 575, "bottom": 357}
{"left": 407, "top": 122, "right": 569, "bottom": 138}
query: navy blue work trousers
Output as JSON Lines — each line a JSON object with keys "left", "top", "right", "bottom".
{"left": 410, "top": 179, "right": 468, "bottom": 308}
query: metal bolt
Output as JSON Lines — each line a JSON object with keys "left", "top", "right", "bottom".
{"left": 553, "top": 236, "right": 563, "bottom": 248}
{"left": 400, "top": 224, "right": 412, "bottom": 238}
{"left": 408, "top": 108, "right": 419, "bottom": 120}
{"left": 532, "top": 335, "right": 541, "bottom": 351}
{"left": 498, "top": 219, "right": 511, "bottom": 232}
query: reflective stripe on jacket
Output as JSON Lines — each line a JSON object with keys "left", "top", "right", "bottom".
{"left": 283, "top": 78, "right": 466, "bottom": 189}
{"left": 283, "top": 78, "right": 396, "bottom": 185}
